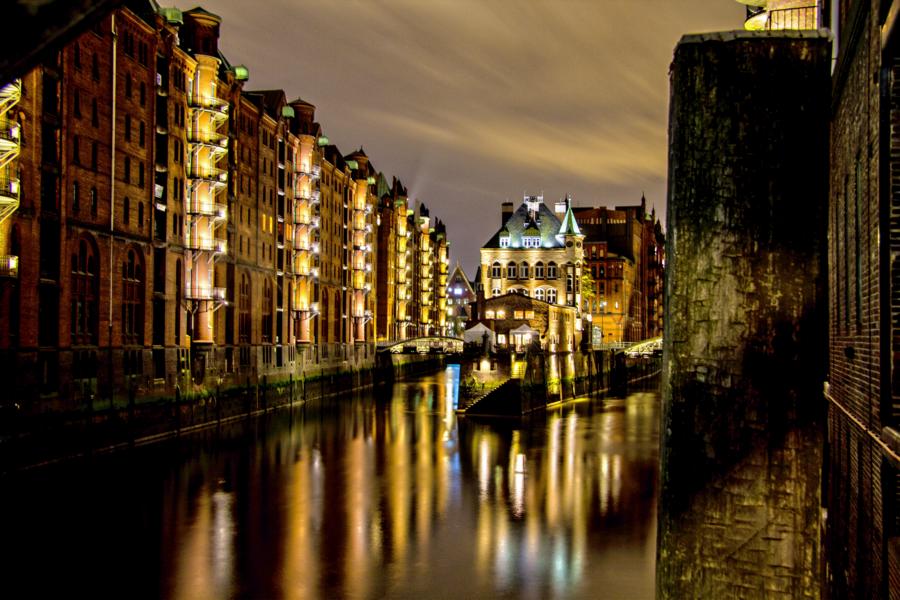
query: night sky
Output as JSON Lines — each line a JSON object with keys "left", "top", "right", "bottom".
{"left": 173, "top": 1, "right": 746, "bottom": 274}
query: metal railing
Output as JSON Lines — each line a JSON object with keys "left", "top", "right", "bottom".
{"left": 185, "top": 200, "right": 227, "bottom": 219}
{"left": 186, "top": 164, "right": 227, "bottom": 182}
{"left": 187, "top": 130, "right": 228, "bottom": 148}
{"left": 753, "top": 5, "right": 818, "bottom": 30}
{"left": 185, "top": 236, "right": 227, "bottom": 253}
{"left": 0, "top": 255, "right": 18, "bottom": 277}
{"left": 184, "top": 284, "right": 227, "bottom": 301}
{"left": 187, "top": 94, "right": 229, "bottom": 114}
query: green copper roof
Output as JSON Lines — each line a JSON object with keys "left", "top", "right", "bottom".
{"left": 559, "top": 205, "right": 582, "bottom": 236}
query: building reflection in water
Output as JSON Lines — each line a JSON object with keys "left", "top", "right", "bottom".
{"left": 0, "top": 366, "right": 660, "bottom": 599}
{"left": 166, "top": 368, "right": 661, "bottom": 598}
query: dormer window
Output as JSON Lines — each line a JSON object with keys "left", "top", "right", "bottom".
{"left": 499, "top": 234, "right": 510, "bottom": 248}
{"left": 523, "top": 235, "right": 540, "bottom": 248}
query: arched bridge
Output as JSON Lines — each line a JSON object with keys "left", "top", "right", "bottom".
{"left": 377, "top": 336, "right": 465, "bottom": 354}
{"left": 618, "top": 337, "right": 662, "bottom": 357}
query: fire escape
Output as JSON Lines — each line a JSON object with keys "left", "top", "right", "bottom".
{"left": 0, "top": 80, "right": 22, "bottom": 277}
{"left": 184, "top": 63, "right": 229, "bottom": 342}
{"left": 292, "top": 148, "right": 320, "bottom": 343}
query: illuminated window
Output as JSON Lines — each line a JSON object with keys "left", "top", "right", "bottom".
{"left": 534, "top": 288, "right": 545, "bottom": 301}
{"left": 497, "top": 334, "right": 507, "bottom": 345}
{"left": 525, "top": 311, "right": 535, "bottom": 319}
{"left": 496, "top": 310, "right": 505, "bottom": 319}
{"left": 514, "top": 310, "right": 524, "bottom": 319}
{"left": 547, "top": 289, "right": 557, "bottom": 304}
{"left": 523, "top": 236, "right": 540, "bottom": 248}
{"left": 486, "top": 310, "right": 495, "bottom": 319}
{"left": 499, "top": 234, "right": 510, "bottom": 248}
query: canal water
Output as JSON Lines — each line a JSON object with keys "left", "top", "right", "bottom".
{"left": 0, "top": 365, "right": 659, "bottom": 599}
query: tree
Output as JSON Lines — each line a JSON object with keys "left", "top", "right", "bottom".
{"left": 581, "top": 269, "right": 596, "bottom": 312}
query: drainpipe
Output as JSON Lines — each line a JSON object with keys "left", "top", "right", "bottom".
{"left": 109, "top": 13, "right": 117, "bottom": 408}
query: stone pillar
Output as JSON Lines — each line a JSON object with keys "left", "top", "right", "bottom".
{"left": 658, "top": 31, "right": 831, "bottom": 599}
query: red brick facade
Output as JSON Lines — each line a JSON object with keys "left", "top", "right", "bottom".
{"left": 0, "top": 2, "right": 452, "bottom": 410}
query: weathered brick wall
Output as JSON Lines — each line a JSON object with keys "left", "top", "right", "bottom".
{"left": 826, "top": 1, "right": 895, "bottom": 597}
{"left": 658, "top": 31, "right": 831, "bottom": 599}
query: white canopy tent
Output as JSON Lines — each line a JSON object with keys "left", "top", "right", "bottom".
{"left": 464, "top": 323, "right": 495, "bottom": 349}
{"left": 509, "top": 323, "right": 540, "bottom": 351}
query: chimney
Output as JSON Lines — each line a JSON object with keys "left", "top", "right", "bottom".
{"left": 501, "top": 202, "right": 514, "bottom": 226}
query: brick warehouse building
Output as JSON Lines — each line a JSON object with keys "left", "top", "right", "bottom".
{"left": 824, "top": 0, "right": 900, "bottom": 596}
{"left": 0, "top": 1, "right": 451, "bottom": 410}
{"left": 573, "top": 195, "right": 664, "bottom": 344}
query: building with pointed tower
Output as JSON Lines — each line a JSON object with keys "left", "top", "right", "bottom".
{"left": 478, "top": 194, "right": 585, "bottom": 350}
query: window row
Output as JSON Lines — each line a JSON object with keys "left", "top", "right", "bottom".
{"left": 489, "top": 287, "right": 559, "bottom": 304}
{"left": 491, "top": 261, "right": 558, "bottom": 280}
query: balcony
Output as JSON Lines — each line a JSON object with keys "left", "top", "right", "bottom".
{"left": 185, "top": 236, "right": 227, "bottom": 254}
{"left": 187, "top": 130, "right": 228, "bottom": 153}
{"left": 744, "top": 4, "right": 818, "bottom": 31}
{"left": 296, "top": 164, "right": 321, "bottom": 180}
{"left": 184, "top": 284, "right": 227, "bottom": 301}
{"left": 186, "top": 199, "right": 227, "bottom": 220}
{"left": 186, "top": 164, "right": 228, "bottom": 184}
{"left": 0, "top": 80, "right": 21, "bottom": 117}
{"left": 187, "top": 94, "right": 229, "bottom": 116}
{"left": 0, "top": 174, "right": 19, "bottom": 223}
{"left": 0, "top": 255, "right": 18, "bottom": 277}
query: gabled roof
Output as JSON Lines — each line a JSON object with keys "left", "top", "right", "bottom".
{"left": 482, "top": 201, "right": 564, "bottom": 249}
{"left": 447, "top": 264, "right": 476, "bottom": 297}
{"left": 244, "top": 89, "right": 286, "bottom": 119}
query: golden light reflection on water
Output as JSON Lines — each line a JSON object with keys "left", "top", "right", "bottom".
{"left": 164, "top": 369, "right": 659, "bottom": 599}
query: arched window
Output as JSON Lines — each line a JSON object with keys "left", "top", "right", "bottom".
{"left": 506, "top": 261, "right": 516, "bottom": 279}
{"left": 547, "top": 289, "right": 557, "bottom": 304}
{"left": 262, "top": 279, "right": 273, "bottom": 343}
{"left": 491, "top": 261, "right": 501, "bottom": 279}
{"left": 137, "top": 202, "right": 144, "bottom": 228}
{"left": 547, "top": 262, "right": 558, "bottom": 279}
{"left": 239, "top": 273, "right": 251, "bottom": 343}
{"left": 71, "top": 236, "right": 99, "bottom": 345}
{"left": 534, "top": 288, "right": 545, "bottom": 301}
{"left": 534, "top": 261, "right": 544, "bottom": 279}
{"left": 123, "top": 196, "right": 130, "bottom": 225}
{"left": 519, "top": 261, "right": 529, "bottom": 279}
{"left": 122, "top": 248, "right": 144, "bottom": 344}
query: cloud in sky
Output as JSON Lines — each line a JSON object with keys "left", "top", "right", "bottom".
{"left": 176, "top": 0, "right": 745, "bottom": 273}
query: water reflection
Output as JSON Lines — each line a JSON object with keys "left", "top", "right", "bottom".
{"left": 0, "top": 366, "right": 659, "bottom": 599}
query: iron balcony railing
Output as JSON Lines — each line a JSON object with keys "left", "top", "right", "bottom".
{"left": 185, "top": 236, "right": 227, "bottom": 253}
{"left": 0, "top": 255, "right": 18, "bottom": 277}
{"left": 746, "top": 5, "right": 818, "bottom": 30}
{"left": 187, "top": 129, "right": 229, "bottom": 149}
{"left": 186, "top": 200, "right": 227, "bottom": 219}
{"left": 186, "top": 164, "right": 228, "bottom": 183}
{"left": 0, "top": 174, "right": 19, "bottom": 200}
{"left": 187, "top": 94, "right": 229, "bottom": 114}
{"left": 184, "top": 284, "right": 227, "bottom": 301}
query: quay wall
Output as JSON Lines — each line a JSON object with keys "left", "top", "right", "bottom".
{"left": 658, "top": 32, "right": 831, "bottom": 599}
